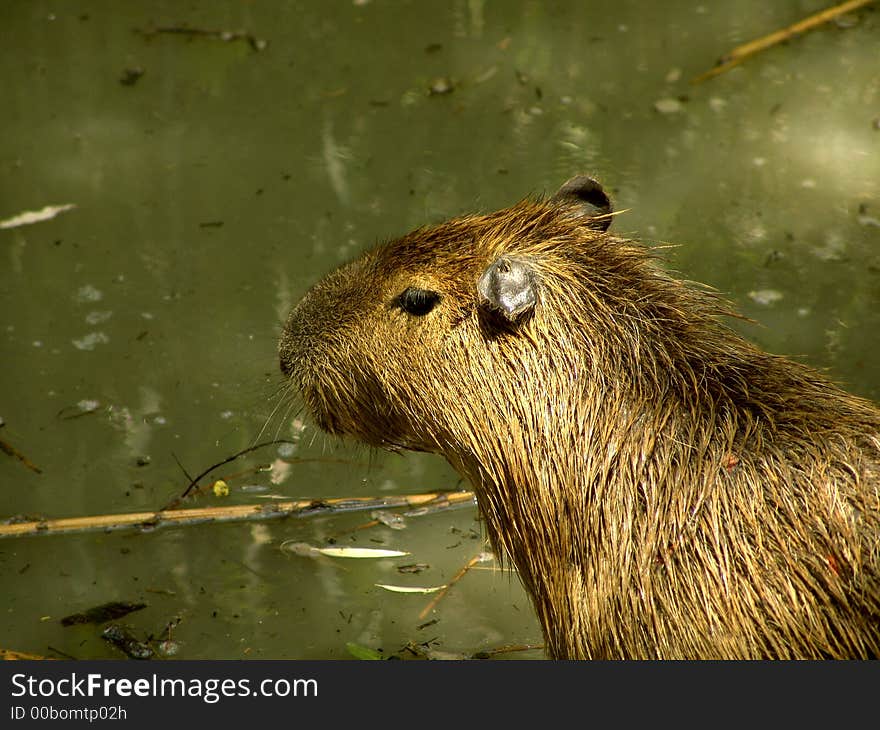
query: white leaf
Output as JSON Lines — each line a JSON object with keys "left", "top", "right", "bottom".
{"left": 374, "top": 583, "right": 446, "bottom": 594}
{"left": 316, "top": 546, "right": 410, "bottom": 559}
{"left": 0, "top": 204, "right": 76, "bottom": 229}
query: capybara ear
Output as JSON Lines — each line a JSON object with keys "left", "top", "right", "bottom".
{"left": 552, "top": 175, "right": 613, "bottom": 231}
{"left": 477, "top": 255, "right": 537, "bottom": 323}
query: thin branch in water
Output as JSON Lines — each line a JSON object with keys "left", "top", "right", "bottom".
{"left": 330, "top": 491, "right": 476, "bottom": 538}
{"left": 692, "top": 0, "right": 876, "bottom": 83}
{"left": 0, "top": 436, "right": 42, "bottom": 474}
{"left": 168, "top": 439, "right": 297, "bottom": 508}
{"left": 47, "top": 646, "right": 77, "bottom": 660}
{"left": 419, "top": 553, "right": 485, "bottom": 620}
{"left": 470, "top": 643, "right": 545, "bottom": 659}
{"left": 170, "top": 452, "right": 195, "bottom": 483}
{"left": 0, "top": 491, "right": 476, "bottom": 539}
{"left": 135, "top": 25, "right": 268, "bottom": 52}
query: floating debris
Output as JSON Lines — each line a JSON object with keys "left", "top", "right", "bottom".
{"left": 119, "top": 67, "right": 145, "bottom": 86}
{"left": 692, "top": 0, "right": 875, "bottom": 83}
{"left": 397, "top": 563, "right": 430, "bottom": 574}
{"left": 747, "top": 289, "right": 783, "bottom": 306}
{"left": 71, "top": 332, "right": 109, "bottom": 351}
{"left": 316, "top": 546, "right": 410, "bottom": 559}
{"left": 375, "top": 583, "right": 446, "bottom": 594}
{"left": 156, "top": 640, "right": 180, "bottom": 657}
{"left": 136, "top": 25, "right": 268, "bottom": 53}
{"left": 101, "top": 624, "right": 153, "bottom": 660}
{"left": 474, "top": 65, "right": 498, "bottom": 84}
{"left": 654, "top": 97, "right": 684, "bottom": 114}
{"left": 0, "top": 203, "right": 76, "bottom": 230}
{"left": 345, "top": 642, "right": 383, "bottom": 660}
{"left": 428, "top": 77, "right": 455, "bottom": 96}
{"left": 61, "top": 601, "right": 147, "bottom": 627}
{"left": 280, "top": 541, "right": 321, "bottom": 557}
{"left": 239, "top": 484, "right": 270, "bottom": 493}
{"left": 85, "top": 310, "right": 112, "bottom": 325}
{"left": 0, "top": 436, "right": 42, "bottom": 474}
{"left": 268, "top": 458, "right": 292, "bottom": 485}
{"left": 74, "top": 285, "right": 103, "bottom": 303}
{"left": 57, "top": 400, "right": 101, "bottom": 420}
{"left": 372, "top": 510, "right": 407, "bottom": 530}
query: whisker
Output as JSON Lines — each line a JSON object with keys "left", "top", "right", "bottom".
{"left": 255, "top": 380, "right": 297, "bottom": 446}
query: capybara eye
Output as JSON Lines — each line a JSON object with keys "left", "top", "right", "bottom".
{"left": 396, "top": 287, "right": 441, "bottom": 316}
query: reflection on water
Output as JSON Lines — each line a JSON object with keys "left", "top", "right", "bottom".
{"left": 0, "top": 0, "right": 877, "bottom": 659}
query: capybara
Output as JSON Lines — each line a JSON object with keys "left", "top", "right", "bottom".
{"left": 278, "top": 176, "right": 880, "bottom": 659}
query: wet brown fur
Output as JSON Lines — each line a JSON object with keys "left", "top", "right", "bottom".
{"left": 279, "top": 184, "right": 880, "bottom": 659}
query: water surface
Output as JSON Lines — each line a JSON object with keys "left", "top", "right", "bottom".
{"left": 1, "top": 0, "right": 878, "bottom": 659}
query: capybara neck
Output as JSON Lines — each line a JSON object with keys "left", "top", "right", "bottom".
{"left": 279, "top": 176, "right": 880, "bottom": 659}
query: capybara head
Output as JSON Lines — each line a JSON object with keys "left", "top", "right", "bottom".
{"left": 279, "top": 176, "right": 880, "bottom": 659}
{"left": 279, "top": 175, "right": 619, "bottom": 453}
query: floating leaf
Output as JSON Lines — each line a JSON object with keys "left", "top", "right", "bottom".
{"left": 60, "top": 601, "right": 147, "bottom": 627}
{"left": 0, "top": 203, "right": 76, "bottom": 229}
{"left": 316, "top": 546, "right": 410, "bottom": 559}
{"left": 375, "top": 583, "right": 447, "bottom": 594}
{"left": 654, "top": 97, "right": 683, "bottom": 114}
{"left": 212, "top": 479, "right": 229, "bottom": 497}
{"left": 345, "top": 642, "right": 383, "bottom": 660}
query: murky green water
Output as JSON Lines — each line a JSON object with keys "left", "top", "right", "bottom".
{"left": 1, "top": 0, "right": 878, "bottom": 659}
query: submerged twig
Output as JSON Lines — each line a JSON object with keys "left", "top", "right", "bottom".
{"left": 333, "top": 489, "right": 476, "bottom": 537}
{"left": 418, "top": 553, "right": 485, "bottom": 620}
{"left": 0, "top": 436, "right": 42, "bottom": 474}
{"left": 166, "top": 439, "right": 296, "bottom": 508}
{"left": 135, "top": 25, "right": 268, "bottom": 52}
{"left": 0, "top": 491, "right": 476, "bottom": 539}
{"left": 396, "top": 639, "right": 543, "bottom": 660}
{"left": 471, "top": 643, "right": 545, "bottom": 659}
{"left": 692, "top": 0, "right": 876, "bottom": 83}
